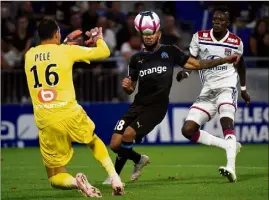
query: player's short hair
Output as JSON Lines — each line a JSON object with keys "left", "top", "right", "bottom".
{"left": 37, "top": 19, "right": 59, "bottom": 41}
{"left": 213, "top": 6, "right": 230, "bottom": 18}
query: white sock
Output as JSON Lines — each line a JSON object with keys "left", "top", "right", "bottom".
{"left": 225, "top": 134, "right": 236, "bottom": 170}
{"left": 197, "top": 130, "right": 227, "bottom": 150}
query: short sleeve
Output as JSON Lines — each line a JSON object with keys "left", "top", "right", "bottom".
{"left": 237, "top": 39, "right": 244, "bottom": 55}
{"left": 189, "top": 32, "right": 199, "bottom": 57}
{"left": 128, "top": 55, "right": 139, "bottom": 81}
{"left": 172, "top": 45, "right": 190, "bottom": 67}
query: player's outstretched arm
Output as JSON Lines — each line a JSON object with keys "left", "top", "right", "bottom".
{"left": 84, "top": 27, "right": 110, "bottom": 60}
{"left": 183, "top": 54, "right": 240, "bottom": 70}
{"left": 67, "top": 27, "right": 110, "bottom": 63}
{"left": 236, "top": 56, "right": 251, "bottom": 105}
{"left": 176, "top": 55, "right": 195, "bottom": 82}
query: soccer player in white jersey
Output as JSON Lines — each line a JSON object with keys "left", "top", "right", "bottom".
{"left": 176, "top": 6, "right": 251, "bottom": 182}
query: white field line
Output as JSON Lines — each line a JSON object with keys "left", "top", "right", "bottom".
{"left": 67, "top": 164, "right": 268, "bottom": 170}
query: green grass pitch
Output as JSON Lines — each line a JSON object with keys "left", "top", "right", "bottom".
{"left": 1, "top": 144, "right": 268, "bottom": 200}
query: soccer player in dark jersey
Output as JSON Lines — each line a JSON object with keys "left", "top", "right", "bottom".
{"left": 103, "top": 12, "right": 240, "bottom": 184}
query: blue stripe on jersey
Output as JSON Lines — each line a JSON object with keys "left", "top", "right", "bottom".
{"left": 199, "top": 70, "right": 204, "bottom": 84}
{"left": 198, "top": 42, "right": 238, "bottom": 50}
{"left": 231, "top": 87, "right": 237, "bottom": 105}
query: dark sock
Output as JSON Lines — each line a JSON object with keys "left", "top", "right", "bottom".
{"left": 129, "top": 149, "right": 141, "bottom": 164}
{"left": 118, "top": 141, "right": 141, "bottom": 164}
{"left": 115, "top": 155, "right": 128, "bottom": 175}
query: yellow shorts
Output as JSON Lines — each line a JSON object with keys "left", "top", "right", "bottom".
{"left": 39, "top": 108, "right": 95, "bottom": 168}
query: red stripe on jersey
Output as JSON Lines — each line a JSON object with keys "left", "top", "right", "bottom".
{"left": 197, "top": 30, "right": 213, "bottom": 42}
{"left": 223, "top": 33, "right": 241, "bottom": 46}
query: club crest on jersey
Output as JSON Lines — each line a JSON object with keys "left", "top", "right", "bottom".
{"left": 161, "top": 52, "right": 169, "bottom": 59}
{"left": 37, "top": 88, "right": 57, "bottom": 103}
{"left": 224, "top": 48, "right": 232, "bottom": 56}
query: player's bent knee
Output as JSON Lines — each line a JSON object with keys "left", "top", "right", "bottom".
{"left": 122, "top": 126, "right": 136, "bottom": 141}
{"left": 219, "top": 104, "right": 236, "bottom": 121}
{"left": 181, "top": 121, "right": 199, "bottom": 139}
{"left": 110, "top": 133, "right": 122, "bottom": 153}
{"left": 110, "top": 142, "right": 120, "bottom": 153}
{"left": 49, "top": 173, "right": 76, "bottom": 190}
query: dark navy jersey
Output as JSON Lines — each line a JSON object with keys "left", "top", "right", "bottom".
{"left": 128, "top": 44, "right": 189, "bottom": 105}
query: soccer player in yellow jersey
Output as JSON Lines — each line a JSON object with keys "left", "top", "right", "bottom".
{"left": 24, "top": 19, "right": 124, "bottom": 197}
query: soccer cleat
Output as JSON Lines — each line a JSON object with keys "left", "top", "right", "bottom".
{"left": 236, "top": 142, "right": 242, "bottom": 156}
{"left": 75, "top": 173, "right": 102, "bottom": 198}
{"left": 110, "top": 174, "right": 124, "bottom": 196}
{"left": 219, "top": 166, "right": 237, "bottom": 182}
{"left": 130, "top": 155, "right": 150, "bottom": 181}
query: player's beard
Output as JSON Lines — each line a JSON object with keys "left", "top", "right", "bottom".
{"left": 143, "top": 39, "right": 159, "bottom": 52}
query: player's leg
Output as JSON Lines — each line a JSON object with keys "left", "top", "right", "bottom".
{"left": 109, "top": 105, "right": 141, "bottom": 178}
{"left": 67, "top": 109, "right": 124, "bottom": 195}
{"left": 46, "top": 166, "right": 101, "bottom": 197}
{"left": 87, "top": 134, "right": 124, "bottom": 195}
{"left": 110, "top": 133, "right": 128, "bottom": 176}
{"left": 46, "top": 166, "right": 77, "bottom": 189}
{"left": 217, "top": 87, "right": 240, "bottom": 182}
{"left": 117, "top": 126, "right": 149, "bottom": 181}
{"left": 127, "top": 103, "right": 168, "bottom": 181}
{"left": 118, "top": 126, "right": 143, "bottom": 164}
{"left": 182, "top": 89, "right": 227, "bottom": 149}
{"left": 103, "top": 133, "right": 127, "bottom": 185}
{"left": 39, "top": 124, "right": 101, "bottom": 197}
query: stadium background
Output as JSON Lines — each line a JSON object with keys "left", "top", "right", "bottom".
{"left": 1, "top": 1, "right": 268, "bottom": 147}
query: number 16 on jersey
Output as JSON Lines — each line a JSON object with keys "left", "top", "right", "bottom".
{"left": 30, "top": 64, "right": 59, "bottom": 103}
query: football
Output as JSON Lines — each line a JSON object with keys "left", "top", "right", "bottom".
{"left": 134, "top": 11, "right": 160, "bottom": 36}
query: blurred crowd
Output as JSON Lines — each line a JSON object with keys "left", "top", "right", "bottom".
{"left": 1, "top": 1, "right": 268, "bottom": 103}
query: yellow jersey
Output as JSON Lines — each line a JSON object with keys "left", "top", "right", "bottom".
{"left": 24, "top": 39, "right": 110, "bottom": 129}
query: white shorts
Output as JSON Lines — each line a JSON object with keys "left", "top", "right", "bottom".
{"left": 186, "top": 87, "right": 238, "bottom": 125}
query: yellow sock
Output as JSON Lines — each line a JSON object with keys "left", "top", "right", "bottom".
{"left": 89, "top": 135, "right": 116, "bottom": 176}
{"left": 49, "top": 173, "right": 77, "bottom": 190}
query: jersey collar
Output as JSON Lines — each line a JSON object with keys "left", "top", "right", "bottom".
{"left": 141, "top": 44, "right": 162, "bottom": 54}
{"left": 210, "top": 29, "right": 229, "bottom": 43}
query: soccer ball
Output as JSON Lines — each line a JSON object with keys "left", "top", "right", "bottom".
{"left": 134, "top": 11, "right": 160, "bottom": 35}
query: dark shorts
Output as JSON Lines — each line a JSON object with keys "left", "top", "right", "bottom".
{"left": 114, "top": 102, "right": 168, "bottom": 138}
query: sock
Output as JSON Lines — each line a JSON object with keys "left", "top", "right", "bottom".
{"left": 224, "top": 129, "right": 236, "bottom": 169}
{"left": 118, "top": 141, "right": 141, "bottom": 164}
{"left": 115, "top": 155, "right": 128, "bottom": 175}
{"left": 191, "top": 130, "right": 227, "bottom": 150}
{"left": 129, "top": 149, "right": 141, "bottom": 164}
{"left": 49, "top": 173, "right": 77, "bottom": 190}
{"left": 88, "top": 135, "right": 117, "bottom": 176}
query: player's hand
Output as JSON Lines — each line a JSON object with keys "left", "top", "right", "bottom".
{"left": 176, "top": 71, "right": 189, "bottom": 82}
{"left": 122, "top": 76, "right": 132, "bottom": 89}
{"left": 241, "top": 90, "right": 251, "bottom": 106}
{"left": 63, "top": 30, "right": 83, "bottom": 45}
{"left": 223, "top": 54, "right": 241, "bottom": 65}
{"left": 122, "top": 76, "right": 134, "bottom": 93}
{"left": 85, "top": 27, "right": 103, "bottom": 46}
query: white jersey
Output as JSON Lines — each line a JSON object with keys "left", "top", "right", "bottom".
{"left": 190, "top": 29, "right": 243, "bottom": 89}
